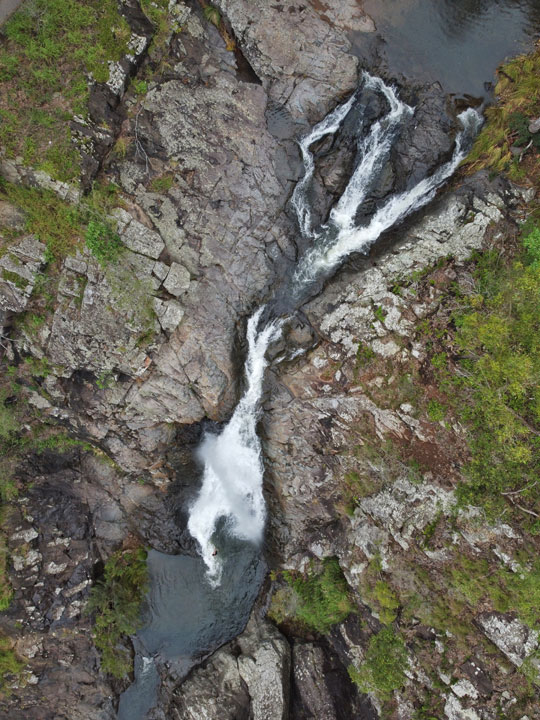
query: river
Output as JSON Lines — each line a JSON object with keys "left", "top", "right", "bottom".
{"left": 117, "top": 1, "right": 539, "bottom": 717}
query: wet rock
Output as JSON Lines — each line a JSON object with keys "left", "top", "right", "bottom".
{"left": 237, "top": 616, "right": 291, "bottom": 720}
{"left": 460, "top": 659, "right": 493, "bottom": 697}
{"left": 171, "top": 647, "right": 251, "bottom": 719}
{"left": 292, "top": 642, "right": 376, "bottom": 720}
{"left": 392, "top": 84, "right": 455, "bottom": 187}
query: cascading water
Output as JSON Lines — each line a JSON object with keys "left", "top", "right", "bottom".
{"left": 187, "top": 72, "right": 482, "bottom": 583}
{"left": 187, "top": 308, "right": 283, "bottom": 583}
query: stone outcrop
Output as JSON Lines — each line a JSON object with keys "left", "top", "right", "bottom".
{"left": 2, "top": 1, "right": 539, "bottom": 719}
{"left": 170, "top": 614, "right": 290, "bottom": 720}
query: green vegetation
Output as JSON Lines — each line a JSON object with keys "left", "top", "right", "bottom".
{"left": 149, "top": 174, "right": 175, "bottom": 193}
{"left": 359, "top": 556, "right": 400, "bottom": 624}
{"left": 270, "top": 558, "right": 354, "bottom": 634}
{"left": 0, "top": 0, "right": 132, "bottom": 181}
{"left": 449, "top": 226, "right": 540, "bottom": 522}
{"left": 465, "top": 44, "right": 540, "bottom": 182}
{"left": 87, "top": 548, "right": 148, "bottom": 678}
{"left": 0, "top": 634, "right": 24, "bottom": 695}
{"left": 348, "top": 626, "right": 408, "bottom": 702}
{"left": 0, "top": 178, "right": 124, "bottom": 265}
{"left": 1, "top": 269, "right": 28, "bottom": 291}
{"left": 447, "top": 554, "right": 540, "bottom": 629}
{"left": 1, "top": 180, "right": 83, "bottom": 260}
{"left": 85, "top": 221, "right": 123, "bottom": 265}
{"left": 140, "top": 0, "right": 171, "bottom": 50}
{"left": 203, "top": 5, "right": 221, "bottom": 28}
{"left": 426, "top": 399, "right": 445, "bottom": 422}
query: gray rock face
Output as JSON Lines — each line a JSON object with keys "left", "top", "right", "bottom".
{"left": 237, "top": 616, "right": 291, "bottom": 720}
{"left": 215, "top": 0, "right": 361, "bottom": 122}
{"left": 263, "top": 179, "right": 510, "bottom": 565}
{"left": 0, "top": 234, "right": 46, "bottom": 314}
{"left": 477, "top": 612, "right": 539, "bottom": 667}
{"left": 292, "top": 642, "right": 376, "bottom": 720}
{"left": 170, "top": 615, "right": 290, "bottom": 720}
{"left": 2, "top": 452, "right": 115, "bottom": 720}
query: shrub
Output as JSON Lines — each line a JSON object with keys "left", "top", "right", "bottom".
{"left": 523, "top": 227, "right": 540, "bottom": 269}
{"left": 464, "top": 45, "right": 540, "bottom": 181}
{"left": 426, "top": 399, "right": 445, "bottom": 422}
{"left": 348, "top": 626, "right": 408, "bottom": 701}
{"left": 87, "top": 548, "right": 148, "bottom": 678}
{"left": 452, "top": 231, "right": 540, "bottom": 518}
{"left": 286, "top": 557, "right": 354, "bottom": 634}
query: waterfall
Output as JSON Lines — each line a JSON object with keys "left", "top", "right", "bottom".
{"left": 187, "top": 73, "right": 482, "bottom": 583}
{"left": 187, "top": 308, "right": 283, "bottom": 584}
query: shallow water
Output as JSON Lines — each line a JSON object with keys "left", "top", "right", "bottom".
{"left": 361, "top": 0, "right": 539, "bottom": 97}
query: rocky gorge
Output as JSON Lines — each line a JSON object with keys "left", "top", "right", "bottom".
{"left": 0, "top": 1, "right": 539, "bottom": 719}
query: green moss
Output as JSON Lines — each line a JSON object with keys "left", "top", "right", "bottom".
{"left": 87, "top": 548, "right": 148, "bottom": 678}
{"left": 149, "top": 174, "right": 175, "bottom": 193}
{"left": 359, "top": 556, "right": 400, "bottom": 624}
{"left": 1, "top": 269, "right": 28, "bottom": 291}
{"left": 348, "top": 626, "right": 408, "bottom": 702}
{"left": 281, "top": 558, "right": 354, "bottom": 634}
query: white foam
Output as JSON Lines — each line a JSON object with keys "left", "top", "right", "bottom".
{"left": 294, "top": 106, "right": 482, "bottom": 285}
{"left": 187, "top": 308, "right": 282, "bottom": 585}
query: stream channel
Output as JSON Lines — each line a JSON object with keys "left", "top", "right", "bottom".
{"left": 118, "top": 2, "right": 539, "bottom": 717}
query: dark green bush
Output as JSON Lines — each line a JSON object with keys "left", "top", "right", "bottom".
{"left": 287, "top": 557, "right": 354, "bottom": 634}
{"left": 348, "top": 626, "right": 408, "bottom": 701}
{"left": 87, "top": 548, "right": 148, "bottom": 678}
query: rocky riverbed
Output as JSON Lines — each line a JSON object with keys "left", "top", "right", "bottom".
{"left": 0, "top": 1, "right": 539, "bottom": 719}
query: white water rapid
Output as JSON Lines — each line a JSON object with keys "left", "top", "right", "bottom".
{"left": 187, "top": 73, "right": 482, "bottom": 584}
{"left": 187, "top": 308, "right": 282, "bottom": 584}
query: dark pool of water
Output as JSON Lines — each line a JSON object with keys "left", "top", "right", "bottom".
{"left": 117, "top": 533, "right": 265, "bottom": 720}
{"left": 359, "top": 0, "right": 540, "bottom": 98}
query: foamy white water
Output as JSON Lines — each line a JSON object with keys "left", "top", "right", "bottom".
{"left": 188, "top": 75, "right": 481, "bottom": 584}
{"left": 291, "top": 92, "right": 356, "bottom": 237}
{"left": 294, "top": 107, "right": 482, "bottom": 286}
{"left": 330, "top": 74, "right": 413, "bottom": 232}
{"left": 187, "top": 308, "right": 282, "bottom": 584}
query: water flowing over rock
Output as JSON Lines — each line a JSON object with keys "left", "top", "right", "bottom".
{"left": 3, "top": 1, "right": 540, "bottom": 719}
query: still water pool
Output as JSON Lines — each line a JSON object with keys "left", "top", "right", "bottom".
{"left": 361, "top": 0, "right": 539, "bottom": 97}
